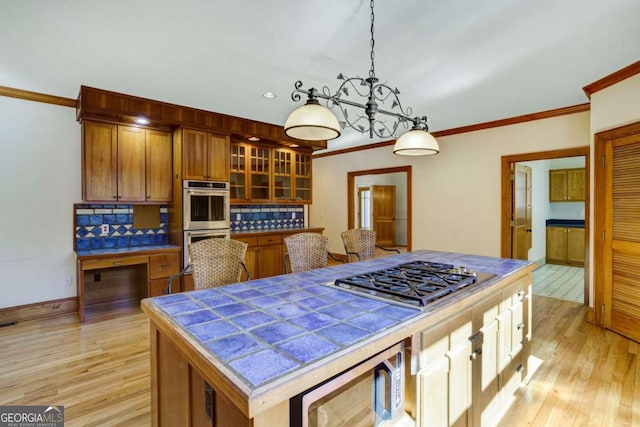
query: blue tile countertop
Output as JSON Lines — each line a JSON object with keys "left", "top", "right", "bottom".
{"left": 545, "top": 219, "right": 585, "bottom": 228}
{"left": 142, "top": 250, "right": 532, "bottom": 401}
{"left": 75, "top": 244, "right": 181, "bottom": 258}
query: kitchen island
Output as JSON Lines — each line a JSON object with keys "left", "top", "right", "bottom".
{"left": 141, "top": 250, "right": 535, "bottom": 426}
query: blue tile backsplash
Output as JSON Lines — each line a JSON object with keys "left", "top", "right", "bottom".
{"left": 74, "top": 204, "right": 168, "bottom": 250}
{"left": 230, "top": 205, "right": 304, "bottom": 231}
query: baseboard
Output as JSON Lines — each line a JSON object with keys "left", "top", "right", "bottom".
{"left": 0, "top": 297, "right": 77, "bottom": 325}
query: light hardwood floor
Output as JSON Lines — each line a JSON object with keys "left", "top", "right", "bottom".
{"left": 1, "top": 296, "right": 638, "bottom": 426}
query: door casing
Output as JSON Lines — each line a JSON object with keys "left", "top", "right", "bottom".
{"left": 347, "top": 166, "right": 412, "bottom": 251}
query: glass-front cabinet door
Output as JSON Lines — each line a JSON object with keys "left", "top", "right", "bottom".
{"left": 273, "top": 149, "right": 292, "bottom": 201}
{"left": 294, "top": 152, "right": 312, "bottom": 202}
{"left": 230, "top": 143, "right": 247, "bottom": 201}
{"left": 249, "top": 146, "right": 271, "bottom": 202}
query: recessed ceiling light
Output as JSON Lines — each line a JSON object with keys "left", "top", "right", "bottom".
{"left": 134, "top": 117, "right": 150, "bottom": 125}
{"left": 248, "top": 136, "right": 260, "bottom": 142}
{"left": 262, "top": 92, "right": 277, "bottom": 99}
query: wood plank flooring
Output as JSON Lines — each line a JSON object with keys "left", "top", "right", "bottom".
{"left": 0, "top": 296, "right": 638, "bottom": 426}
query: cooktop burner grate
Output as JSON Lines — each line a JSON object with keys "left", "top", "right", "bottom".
{"left": 332, "top": 261, "right": 491, "bottom": 308}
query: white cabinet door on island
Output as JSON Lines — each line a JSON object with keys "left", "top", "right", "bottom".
{"left": 141, "top": 250, "right": 534, "bottom": 427}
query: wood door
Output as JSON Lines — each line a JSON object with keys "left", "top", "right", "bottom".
{"left": 600, "top": 132, "right": 640, "bottom": 342}
{"left": 83, "top": 121, "right": 117, "bottom": 201}
{"left": 567, "top": 168, "right": 586, "bottom": 201}
{"left": 549, "top": 169, "right": 567, "bottom": 201}
{"left": 546, "top": 226, "right": 567, "bottom": 264}
{"left": 512, "top": 164, "right": 532, "bottom": 260}
{"left": 146, "top": 129, "right": 172, "bottom": 202}
{"left": 566, "top": 228, "right": 585, "bottom": 265}
{"left": 182, "top": 128, "right": 209, "bottom": 180}
{"left": 117, "top": 125, "right": 146, "bottom": 201}
{"left": 257, "top": 242, "right": 283, "bottom": 278}
{"left": 372, "top": 185, "right": 396, "bottom": 246}
{"left": 207, "top": 133, "right": 230, "bottom": 181}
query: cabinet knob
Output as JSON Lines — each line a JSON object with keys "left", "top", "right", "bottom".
{"left": 470, "top": 349, "right": 482, "bottom": 360}
{"left": 113, "top": 261, "right": 122, "bottom": 266}
{"left": 517, "top": 322, "right": 525, "bottom": 330}
{"left": 161, "top": 264, "right": 169, "bottom": 269}
{"left": 112, "top": 195, "right": 117, "bottom": 199}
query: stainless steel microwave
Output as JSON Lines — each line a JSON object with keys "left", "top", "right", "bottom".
{"left": 183, "top": 180, "right": 230, "bottom": 231}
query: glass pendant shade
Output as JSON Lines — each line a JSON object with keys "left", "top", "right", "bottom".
{"left": 393, "top": 129, "right": 440, "bottom": 156}
{"left": 284, "top": 102, "right": 341, "bottom": 141}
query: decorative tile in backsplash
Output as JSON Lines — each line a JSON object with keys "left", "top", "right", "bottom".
{"left": 230, "top": 205, "right": 304, "bottom": 231}
{"left": 74, "top": 204, "right": 168, "bottom": 251}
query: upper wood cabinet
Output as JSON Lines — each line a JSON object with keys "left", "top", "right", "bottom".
{"left": 273, "top": 148, "right": 312, "bottom": 203}
{"left": 231, "top": 141, "right": 313, "bottom": 204}
{"left": 549, "top": 168, "right": 585, "bottom": 202}
{"left": 82, "top": 121, "right": 172, "bottom": 203}
{"left": 182, "top": 128, "right": 230, "bottom": 182}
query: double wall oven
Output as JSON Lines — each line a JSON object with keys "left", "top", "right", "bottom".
{"left": 183, "top": 180, "right": 230, "bottom": 266}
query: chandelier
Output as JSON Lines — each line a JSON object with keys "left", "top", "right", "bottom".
{"left": 284, "top": 0, "right": 439, "bottom": 156}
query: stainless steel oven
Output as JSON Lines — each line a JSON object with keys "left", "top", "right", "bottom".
{"left": 183, "top": 229, "right": 230, "bottom": 267}
{"left": 291, "top": 342, "right": 405, "bottom": 427}
{"left": 183, "top": 180, "right": 230, "bottom": 231}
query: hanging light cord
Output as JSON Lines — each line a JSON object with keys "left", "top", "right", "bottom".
{"left": 369, "top": 0, "right": 376, "bottom": 81}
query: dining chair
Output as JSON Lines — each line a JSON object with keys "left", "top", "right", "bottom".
{"left": 283, "top": 233, "right": 343, "bottom": 273}
{"left": 168, "top": 238, "right": 250, "bottom": 292}
{"left": 340, "top": 228, "right": 400, "bottom": 263}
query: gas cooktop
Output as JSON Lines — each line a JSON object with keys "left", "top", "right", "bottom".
{"left": 329, "top": 261, "right": 496, "bottom": 309}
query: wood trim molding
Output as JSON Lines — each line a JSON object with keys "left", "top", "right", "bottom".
{"left": 346, "top": 166, "right": 412, "bottom": 252}
{"left": 583, "top": 60, "right": 640, "bottom": 99}
{"left": 313, "top": 103, "right": 591, "bottom": 158}
{"left": 501, "top": 146, "right": 590, "bottom": 306}
{"left": 0, "top": 85, "right": 76, "bottom": 108}
{"left": 0, "top": 297, "right": 77, "bottom": 325}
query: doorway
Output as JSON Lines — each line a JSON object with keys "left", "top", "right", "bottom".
{"left": 347, "top": 166, "right": 412, "bottom": 251}
{"left": 501, "top": 147, "right": 590, "bottom": 305}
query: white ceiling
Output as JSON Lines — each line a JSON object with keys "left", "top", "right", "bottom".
{"left": 2, "top": 0, "right": 639, "bottom": 151}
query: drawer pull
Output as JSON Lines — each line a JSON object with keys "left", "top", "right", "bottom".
{"left": 161, "top": 264, "right": 169, "bottom": 269}
{"left": 517, "top": 290, "right": 525, "bottom": 299}
{"left": 113, "top": 261, "right": 122, "bottom": 266}
{"left": 517, "top": 322, "right": 525, "bottom": 330}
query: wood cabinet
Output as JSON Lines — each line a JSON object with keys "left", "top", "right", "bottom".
{"left": 416, "top": 308, "right": 473, "bottom": 427}
{"left": 182, "top": 128, "right": 230, "bottom": 181}
{"left": 415, "top": 277, "right": 531, "bottom": 427}
{"left": 76, "top": 247, "right": 181, "bottom": 322}
{"left": 82, "top": 121, "right": 172, "bottom": 203}
{"left": 273, "top": 148, "right": 312, "bottom": 202}
{"left": 546, "top": 226, "right": 585, "bottom": 266}
{"left": 231, "top": 142, "right": 271, "bottom": 203}
{"left": 549, "top": 168, "right": 585, "bottom": 202}
{"left": 148, "top": 252, "right": 181, "bottom": 297}
{"left": 234, "top": 234, "right": 284, "bottom": 280}
{"left": 231, "top": 142, "right": 313, "bottom": 204}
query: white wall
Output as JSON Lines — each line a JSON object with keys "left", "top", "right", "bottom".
{"left": 311, "top": 111, "right": 591, "bottom": 258}
{"left": 0, "top": 97, "right": 80, "bottom": 308}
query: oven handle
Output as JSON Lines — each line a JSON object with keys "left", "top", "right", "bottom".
{"left": 374, "top": 360, "right": 395, "bottom": 422}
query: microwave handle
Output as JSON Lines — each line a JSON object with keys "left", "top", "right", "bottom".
{"left": 374, "top": 360, "right": 394, "bottom": 422}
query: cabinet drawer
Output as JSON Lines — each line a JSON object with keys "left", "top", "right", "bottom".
{"left": 81, "top": 256, "right": 148, "bottom": 271}
{"left": 149, "top": 278, "right": 171, "bottom": 297}
{"left": 258, "top": 235, "right": 282, "bottom": 245}
{"left": 233, "top": 236, "right": 258, "bottom": 246}
{"left": 149, "top": 253, "right": 180, "bottom": 279}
